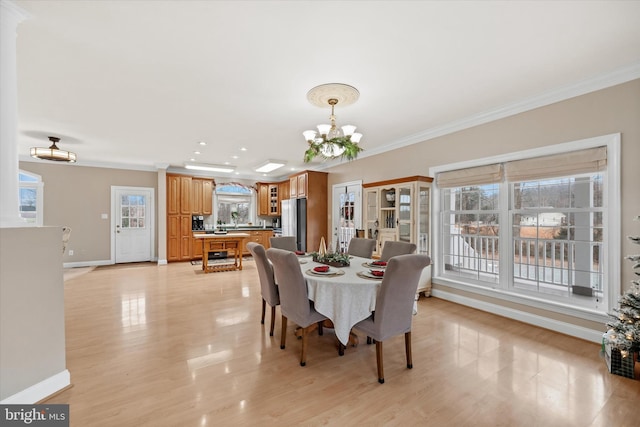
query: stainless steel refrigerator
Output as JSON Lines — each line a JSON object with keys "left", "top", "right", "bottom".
{"left": 281, "top": 198, "right": 307, "bottom": 251}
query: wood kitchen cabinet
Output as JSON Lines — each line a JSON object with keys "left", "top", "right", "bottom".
{"left": 289, "top": 173, "right": 308, "bottom": 198}
{"left": 287, "top": 171, "right": 328, "bottom": 253}
{"left": 278, "top": 180, "right": 289, "bottom": 200}
{"left": 192, "top": 232, "right": 204, "bottom": 259}
{"left": 242, "top": 230, "right": 273, "bottom": 255}
{"left": 257, "top": 182, "right": 281, "bottom": 216}
{"left": 191, "top": 178, "right": 213, "bottom": 215}
{"left": 256, "top": 181, "right": 289, "bottom": 216}
{"left": 168, "top": 213, "right": 192, "bottom": 261}
{"left": 167, "top": 174, "right": 212, "bottom": 261}
{"left": 202, "top": 180, "right": 213, "bottom": 215}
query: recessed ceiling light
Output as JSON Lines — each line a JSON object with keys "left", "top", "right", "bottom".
{"left": 198, "top": 141, "right": 207, "bottom": 146}
{"left": 194, "top": 151, "right": 201, "bottom": 155}
{"left": 231, "top": 155, "right": 239, "bottom": 159}
{"left": 255, "top": 160, "right": 286, "bottom": 173}
{"left": 190, "top": 158, "right": 196, "bottom": 161}
{"left": 240, "top": 147, "right": 247, "bottom": 151}
{"left": 184, "top": 162, "right": 235, "bottom": 173}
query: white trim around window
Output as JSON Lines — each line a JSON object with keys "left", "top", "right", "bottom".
{"left": 429, "top": 133, "right": 621, "bottom": 325}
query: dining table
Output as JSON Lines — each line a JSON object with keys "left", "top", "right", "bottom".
{"left": 298, "top": 255, "right": 385, "bottom": 346}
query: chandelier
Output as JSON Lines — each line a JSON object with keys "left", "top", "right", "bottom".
{"left": 30, "top": 136, "right": 77, "bottom": 163}
{"left": 303, "top": 83, "right": 363, "bottom": 162}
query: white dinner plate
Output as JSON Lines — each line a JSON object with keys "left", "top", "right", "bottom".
{"left": 362, "top": 261, "right": 387, "bottom": 269}
{"left": 360, "top": 270, "right": 385, "bottom": 279}
{"left": 306, "top": 267, "right": 345, "bottom": 277}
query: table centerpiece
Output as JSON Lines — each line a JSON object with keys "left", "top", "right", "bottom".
{"left": 310, "top": 251, "right": 350, "bottom": 268}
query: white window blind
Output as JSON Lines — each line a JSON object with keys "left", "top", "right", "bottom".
{"left": 504, "top": 146, "right": 607, "bottom": 182}
{"left": 437, "top": 147, "right": 607, "bottom": 188}
{"left": 436, "top": 163, "right": 503, "bottom": 188}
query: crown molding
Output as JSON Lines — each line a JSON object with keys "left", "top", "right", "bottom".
{"left": 353, "top": 61, "right": 640, "bottom": 161}
{"left": 1, "top": 0, "right": 32, "bottom": 22}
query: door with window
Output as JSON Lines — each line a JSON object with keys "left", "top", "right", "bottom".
{"left": 112, "top": 187, "right": 154, "bottom": 263}
{"left": 332, "top": 181, "right": 362, "bottom": 253}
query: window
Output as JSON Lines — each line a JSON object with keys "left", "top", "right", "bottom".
{"left": 19, "top": 170, "right": 43, "bottom": 226}
{"left": 215, "top": 183, "right": 256, "bottom": 225}
{"left": 433, "top": 135, "right": 619, "bottom": 317}
{"left": 120, "top": 195, "right": 146, "bottom": 228}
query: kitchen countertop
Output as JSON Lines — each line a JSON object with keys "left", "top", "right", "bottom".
{"left": 193, "top": 227, "right": 275, "bottom": 232}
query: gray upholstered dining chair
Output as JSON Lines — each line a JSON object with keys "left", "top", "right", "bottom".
{"left": 354, "top": 254, "right": 431, "bottom": 383}
{"left": 379, "top": 241, "right": 417, "bottom": 262}
{"left": 269, "top": 236, "right": 297, "bottom": 251}
{"left": 266, "top": 247, "right": 327, "bottom": 366}
{"left": 247, "top": 242, "right": 280, "bottom": 337}
{"left": 347, "top": 237, "right": 376, "bottom": 259}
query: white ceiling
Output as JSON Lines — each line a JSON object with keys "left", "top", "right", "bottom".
{"left": 13, "top": 0, "right": 640, "bottom": 180}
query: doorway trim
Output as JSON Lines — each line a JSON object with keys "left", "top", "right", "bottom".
{"left": 110, "top": 186, "right": 155, "bottom": 263}
{"left": 331, "top": 180, "right": 362, "bottom": 252}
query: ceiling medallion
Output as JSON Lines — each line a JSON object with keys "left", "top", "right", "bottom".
{"left": 303, "top": 83, "right": 363, "bottom": 163}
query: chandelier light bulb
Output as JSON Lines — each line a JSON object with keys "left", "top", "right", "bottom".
{"left": 303, "top": 130, "right": 317, "bottom": 142}
{"left": 341, "top": 125, "right": 356, "bottom": 136}
{"left": 317, "top": 124, "right": 331, "bottom": 136}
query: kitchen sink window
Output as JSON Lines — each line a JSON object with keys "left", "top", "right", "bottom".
{"left": 214, "top": 182, "right": 256, "bottom": 226}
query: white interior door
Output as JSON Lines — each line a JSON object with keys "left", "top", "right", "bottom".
{"left": 332, "top": 181, "right": 362, "bottom": 253}
{"left": 112, "top": 186, "right": 154, "bottom": 263}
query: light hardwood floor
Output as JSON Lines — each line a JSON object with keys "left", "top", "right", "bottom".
{"left": 48, "top": 260, "right": 639, "bottom": 426}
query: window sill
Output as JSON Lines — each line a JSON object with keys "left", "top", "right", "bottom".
{"left": 433, "top": 275, "right": 609, "bottom": 325}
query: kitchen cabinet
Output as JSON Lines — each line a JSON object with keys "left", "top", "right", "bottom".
{"left": 287, "top": 171, "right": 328, "bottom": 252}
{"left": 179, "top": 176, "right": 192, "bottom": 214}
{"left": 202, "top": 180, "right": 213, "bottom": 215}
{"left": 192, "top": 179, "right": 203, "bottom": 214}
{"left": 242, "top": 229, "right": 273, "bottom": 255}
{"left": 290, "top": 173, "right": 308, "bottom": 198}
{"left": 279, "top": 180, "right": 289, "bottom": 200}
{"left": 257, "top": 182, "right": 280, "bottom": 216}
{"left": 192, "top": 232, "right": 204, "bottom": 259}
{"left": 168, "top": 213, "right": 192, "bottom": 261}
{"left": 191, "top": 178, "right": 213, "bottom": 215}
{"left": 167, "top": 175, "right": 180, "bottom": 215}
{"left": 363, "top": 176, "right": 433, "bottom": 294}
{"left": 167, "top": 174, "right": 212, "bottom": 261}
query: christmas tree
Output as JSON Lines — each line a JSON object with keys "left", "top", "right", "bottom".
{"left": 603, "top": 215, "right": 640, "bottom": 363}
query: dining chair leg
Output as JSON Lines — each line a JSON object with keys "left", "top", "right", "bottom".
{"left": 300, "top": 326, "right": 308, "bottom": 366}
{"left": 405, "top": 331, "right": 413, "bottom": 369}
{"left": 318, "top": 321, "right": 324, "bottom": 336}
{"left": 280, "top": 315, "right": 288, "bottom": 349}
{"left": 261, "top": 299, "right": 266, "bottom": 325}
{"left": 269, "top": 305, "right": 276, "bottom": 336}
{"left": 375, "top": 341, "right": 384, "bottom": 384}
{"left": 338, "top": 343, "right": 345, "bottom": 356}
{"left": 366, "top": 336, "right": 372, "bottom": 345}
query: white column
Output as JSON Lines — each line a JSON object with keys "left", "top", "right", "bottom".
{"left": 0, "top": 1, "right": 30, "bottom": 227}
{"left": 156, "top": 164, "right": 169, "bottom": 264}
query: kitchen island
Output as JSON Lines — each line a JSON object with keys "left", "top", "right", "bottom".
{"left": 194, "top": 233, "right": 250, "bottom": 273}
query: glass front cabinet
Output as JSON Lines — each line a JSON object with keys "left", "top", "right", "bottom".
{"left": 362, "top": 176, "right": 433, "bottom": 295}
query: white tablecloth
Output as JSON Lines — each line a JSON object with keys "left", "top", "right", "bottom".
{"left": 301, "top": 256, "right": 382, "bottom": 345}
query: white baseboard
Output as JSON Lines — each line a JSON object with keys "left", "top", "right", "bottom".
{"left": 431, "top": 289, "right": 603, "bottom": 344}
{"left": 63, "top": 259, "right": 112, "bottom": 268}
{"left": 157, "top": 259, "right": 168, "bottom": 265}
{"left": 1, "top": 370, "right": 70, "bottom": 404}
